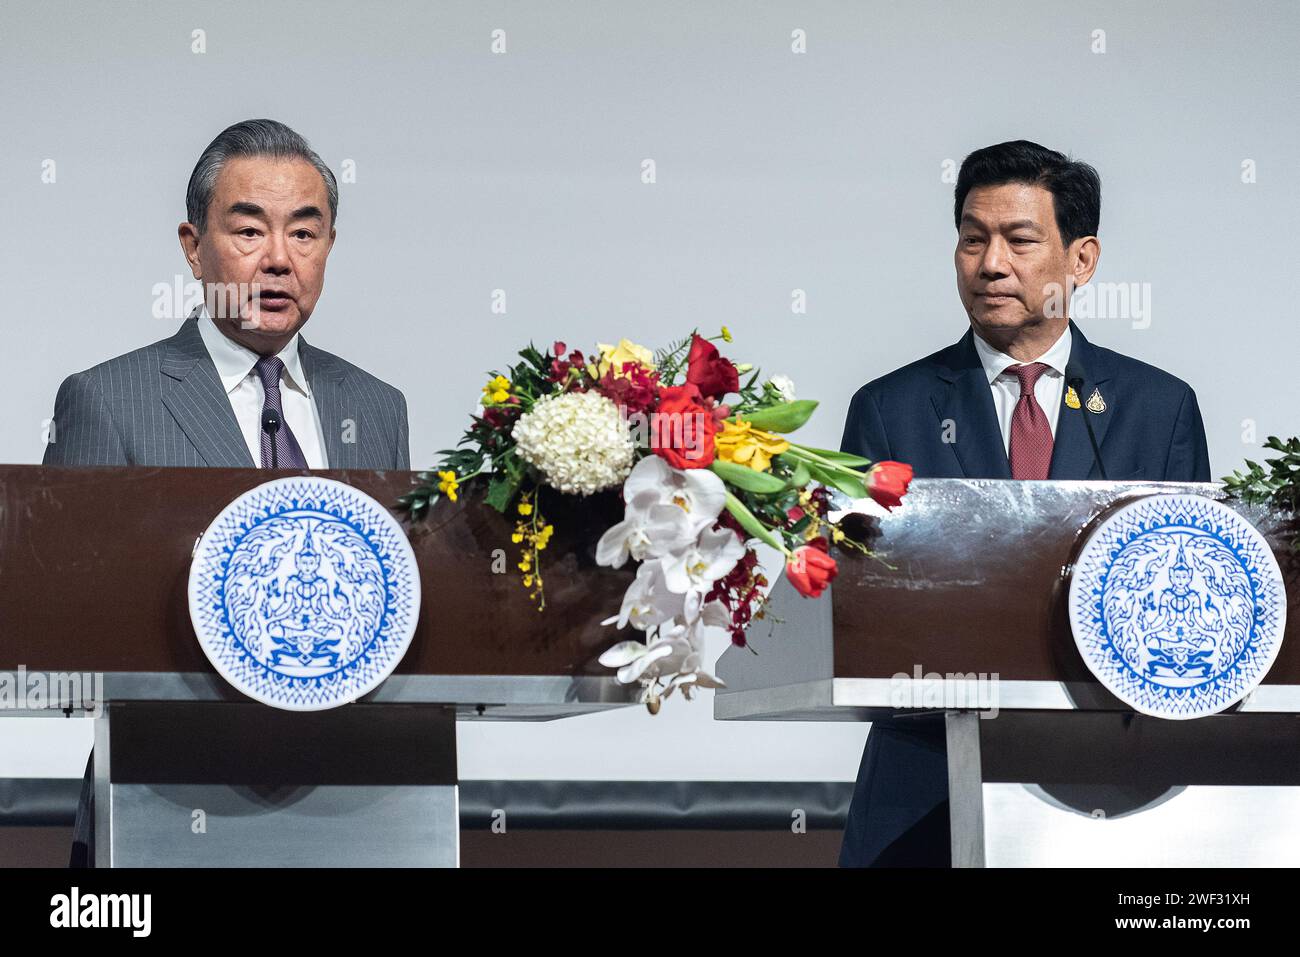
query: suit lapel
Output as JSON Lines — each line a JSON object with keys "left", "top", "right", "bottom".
{"left": 159, "top": 315, "right": 257, "bottom": 467}
{"left": 1048, "top": 321, "right": 1116, "bottom": 479}
{"left": 300, "top": 338, "right": 358, "bottom": 470}
{"left": 931, "top": 330, "right": 1012, "bottom": 479}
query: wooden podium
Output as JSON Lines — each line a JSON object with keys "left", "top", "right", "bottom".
{"left": 0, "top": 464, "right": 640, "bottom": 867}
{"left": 715, "top": 478, "right": 1300, "bottom": 866}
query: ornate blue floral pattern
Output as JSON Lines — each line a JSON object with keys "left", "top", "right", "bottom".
{"left": 1069, "top": 494, "right": 1285, "bottom": 719}
{"left": 188, "top": 477, "right": 420, "bottom": 710}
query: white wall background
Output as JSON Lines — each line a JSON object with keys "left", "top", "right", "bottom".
{"left": 1, "top": 0, "right": 1297, "bottom": 782}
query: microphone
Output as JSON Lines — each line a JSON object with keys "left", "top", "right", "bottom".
{"left": 1065, "top": 361, "right": 1107, "bottom": 480}
{"left": 261, "top": 408, "right": 281, "bottom": 469}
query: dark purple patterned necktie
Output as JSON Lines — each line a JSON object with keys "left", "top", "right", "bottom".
{"left": 255, "top": 355, "right": 309, "bottom": 469}
{"left": 1006, "top": 362, "right": 1053, "bottom": 480}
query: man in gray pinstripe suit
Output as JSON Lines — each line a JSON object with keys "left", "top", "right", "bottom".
{"left": 42, "top": 119, "right": 411, "bottom": 865}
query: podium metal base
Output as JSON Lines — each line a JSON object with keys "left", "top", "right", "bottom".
{"left": 94, "top": 701, "right": 459, "bottom": 868}
{"left": 943, "top": 709, "right": 1300, "bottom": 868}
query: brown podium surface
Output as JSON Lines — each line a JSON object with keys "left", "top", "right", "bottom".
{"left": 3, "top": 468, "right": 1296, "bottom": 716}
{"left": 718, "top": 478, "right": 1299, "bottom": 720}
{"left": 0, "top": 464, "right": 638, "bottom": 715}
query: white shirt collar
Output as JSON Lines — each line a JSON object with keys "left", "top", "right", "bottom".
{"left": 195, "top": 305, "right": 312, "bottom": 398}
{"left": 971, "top": 323, "right": 1073, "bottom": 385}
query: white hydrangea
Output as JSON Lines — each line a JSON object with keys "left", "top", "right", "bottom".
{"left": 512, "top": 390, "right": 636, "bottom": 495}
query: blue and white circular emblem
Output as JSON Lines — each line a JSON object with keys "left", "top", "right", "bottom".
{"left": 188, "top": 477, "right": 421, "bottom": 710}
{"left": 1068, "top": 493, "right": 1285, "bottom": 719}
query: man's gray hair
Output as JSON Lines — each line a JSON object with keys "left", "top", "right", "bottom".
{"left": 185, "top": 119, "right": 338, "bottom": 233}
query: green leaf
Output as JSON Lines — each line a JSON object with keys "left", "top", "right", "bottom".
{"left": 485, "top": 473, "right": 518, "bottom": 513}
{"left": 790, "top": 444, "right": 872, "bottom": 468}
{"left": 710, "top": 459, "right": 787, "bottom": 494}
{"left": 724, "top": 492, "right": 787, "bottom": 553}
{"left": 806, "top": 461, "right": 867, "bottom": 499}
{"left": 780, "top": 457, "right": 811, "bottom": 490}
{"left": 736, "top": 399, "right": 819, "bottom": 434}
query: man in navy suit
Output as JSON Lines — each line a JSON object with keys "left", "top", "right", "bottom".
{"left": 838, "top": 140, "right": 1210, "bottom": 867}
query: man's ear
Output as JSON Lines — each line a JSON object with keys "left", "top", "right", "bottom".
{"left": 1070, "top": 235, "right": 1101, "bottom": 289}
{"left": 178, "top": 222, "right": 202, "bottom": 280}
{"left": 327, "top": 226, "right": 336, "bottom": 256}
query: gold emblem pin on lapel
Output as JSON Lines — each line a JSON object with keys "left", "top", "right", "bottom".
{"left": 1086, "top": 388, "right": 1106, "bottom": 414}
{"left": 1065, "top": 386, "right": 1081, "bottom": 410}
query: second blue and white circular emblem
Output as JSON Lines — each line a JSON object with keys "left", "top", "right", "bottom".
{"left": 1068, "top": 493, "right": 1285, "bottom": 719}
{"left": 188, "top": 477, "right": 421, "bottom": 710}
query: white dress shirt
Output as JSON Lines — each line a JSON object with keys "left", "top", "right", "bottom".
{"left": 195, "top": 306, "right": 330, "bottom": 468}
{"left": 970, "top": 324, "right": 1073, "bottom": 457}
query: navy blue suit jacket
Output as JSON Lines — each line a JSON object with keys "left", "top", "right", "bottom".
{"left": 837, "top": 321, "right": 1210, "bottom": 867}
{"left": 841, "top": 320, "right": 1210, "bottom": 483}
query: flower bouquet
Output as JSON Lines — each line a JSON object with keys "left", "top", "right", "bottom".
{"left": 398, "top": 330, "right": 912, "bottom": 706}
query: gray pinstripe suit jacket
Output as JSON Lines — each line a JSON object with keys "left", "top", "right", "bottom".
{"left": 45, "top": 313, "right": 410, "bottom": 866}
{"left": 42, "top": 314, "right": 410, "bottom": 470}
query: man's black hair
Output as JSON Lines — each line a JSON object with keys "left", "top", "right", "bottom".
{"left": 954, "top": 140, "right": 1101, "bottom": 246}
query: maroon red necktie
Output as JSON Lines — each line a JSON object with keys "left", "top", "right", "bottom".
{"left": 1006, "top": 362, "right": 1053, "bottom": 480}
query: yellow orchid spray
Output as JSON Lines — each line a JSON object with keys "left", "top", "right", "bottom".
{"left": 511, "top": 492, "right": 554, "bottom": 610}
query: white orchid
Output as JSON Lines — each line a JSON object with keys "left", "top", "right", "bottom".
{"left": 662, "top": 668, "right": 727, "bottom": 701}
{"left": 598, "top": 600, "right": 731, "bottom": 689}
{"left": 596, "top": 455, "right": 728, "bottom": 568}
{"left": 596, "top": 456, "right": 739, "bottom": 700}
{"left": 598, "top": 629, "right": 692, "bottom": 684}
{"left": 602, "top": 559, "right": 683, "bottom": 631}
{"left": 661, "top": 525, "right": 746, "bottom": 594}
{"left": 595, "top": 488, "right": 696, "bottom": 568}
{"left": 630, "top": 456, "right": 727, "bottom": 533}
{"left": 656, "top": 463, "right": 727, "bottom": 534}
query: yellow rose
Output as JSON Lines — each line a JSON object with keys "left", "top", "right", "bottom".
{"left": 715, "top": 419, "right": 791, "bottom": 472}
{"left": 596, "top": 339, "right": 655, "bottom": 379}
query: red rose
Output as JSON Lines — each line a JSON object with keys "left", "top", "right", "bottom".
{"left": 685, "top": 334, "right": 739, "bottom": 401}
{"left": 866, "top": 461, "right": 913, "bottom": 510}
{"left": 786, "top": 542, "right": 837, "bottom": 597}
{"left": 652, "top": 383, "right": 716, "bottom": 469}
